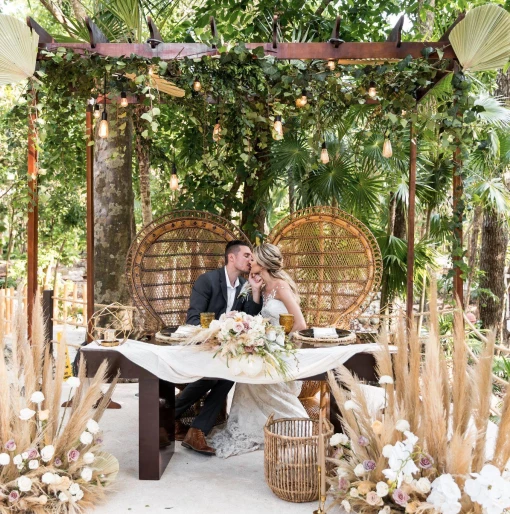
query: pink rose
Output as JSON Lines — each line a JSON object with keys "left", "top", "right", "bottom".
{"left": 392, "top": 489, "right": 409, "bottom": 507}
{"left": 366, "top": 491, "right": 382, "bottom": 506}
{"left": 338, "top": 477, "right": 349, "bottom": 492}
{"left": 27, "top": 448, "right": 39, "bottom": 460}
{"left": 244, "top": 346, "right": 255, "bottom": 354}
{"left": 8, "top": 490, "right": 20, "bottom": 503}
{"left": 233, "top": 322, "right": 244, "bottom": 333}
{"left": 418, "top": 454, "right": 434, "bottom": 469}
{"left": 5, "top": 440, "right": 16, "bottom": 451}
{"left": 54, "top": 457, "right": 62, "bottom": 467}
{"left": 363, "top": 460, "right": 376, "bottom": 471}
{"left": 358, "top": 436, "right": 369, "bottom": 447}
{"left": 67, "top": 449, "right": 80, "bottom": 462}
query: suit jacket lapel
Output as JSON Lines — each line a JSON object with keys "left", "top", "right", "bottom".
{"left": 219, "top": 267, "right": 228, "bottom": 306}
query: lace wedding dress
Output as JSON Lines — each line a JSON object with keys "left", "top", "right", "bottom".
{"left": 208, "top": 297, "right": 308, "bottom": 458}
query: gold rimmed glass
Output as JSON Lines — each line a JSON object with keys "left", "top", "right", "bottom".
{"left": 279, "top": 313, "right": 294, "bottom": 335}
{"left": 200, "top": 312, "right": 215, "bottom": 328}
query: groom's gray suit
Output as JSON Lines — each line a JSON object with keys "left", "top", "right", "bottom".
{"left": 175, "top": 267, "right": 262, "bottom": 436}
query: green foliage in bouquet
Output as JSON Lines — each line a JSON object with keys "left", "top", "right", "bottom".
{"left": 326, "top": 284, "right": 510, "bottom": 514}
{"left": 0, "top": 294, "right": 119, "bottom": 513}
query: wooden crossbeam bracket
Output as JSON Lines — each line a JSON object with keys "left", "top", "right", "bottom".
{"left": 147, "top": 16, "right": 163, "bottom": 48}
{"left": 387, "top": 15, "right": 404, "bottom": 47}
{"left": 439, "top": 12, "right": 465, "bottom": 42}
{"left": 210, "top": 16, "right": 217, "bottom": 49}
{"left": 272, "top": 15, "right": 279, "bottom": 49}
{"left": 328, "top": 16, "right": 344, "bottom": 48}
{"left": 27, "top": 17, "right": 55, "bottom": 44}
{"left": 85, "top": 16, "right": 109, "bottom": 48}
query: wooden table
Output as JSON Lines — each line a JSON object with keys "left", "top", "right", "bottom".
{"left": 81, "top": 347, "right": 377, "bottom": 480}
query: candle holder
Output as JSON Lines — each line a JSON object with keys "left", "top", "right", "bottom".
{"left": 279, "top": 313, "right": 294, "bottom": 334}
{"left": 200, "top": 312, "right": 215, "bottom": 328}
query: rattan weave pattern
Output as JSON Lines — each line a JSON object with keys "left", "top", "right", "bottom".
{"left": 126, "top": 210, "right": 250, "bottom": 331}
{"left": 268, "top": 206, "right": 382, "bottom": 328}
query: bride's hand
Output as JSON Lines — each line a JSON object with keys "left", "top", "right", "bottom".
{"left": 248, "top": 272, "right": 263, "bottom": 292}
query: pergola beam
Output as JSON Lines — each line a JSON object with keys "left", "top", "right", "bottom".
{"left": 387, "top": 15, "right": 404, "bottom": 47}
{"left": 85, "top": 17, "right": 109, "bottom": 47}
{"left": 37, "top": 41, "right": 455, "bottom": 61}
{"left": 27, "top": 17, "right": 55, "bottom": 43}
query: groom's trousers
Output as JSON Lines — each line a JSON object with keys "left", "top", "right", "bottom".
{"left": 174, "top": 379, "right": 234, "bottom": 435}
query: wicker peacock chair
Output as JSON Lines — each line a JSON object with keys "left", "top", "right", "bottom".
{"left": 267, "top": 206, "right": 383, "bottom": 419}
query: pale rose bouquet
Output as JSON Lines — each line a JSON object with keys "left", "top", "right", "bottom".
{"left": 188, "top": 311, "right": 296, "bottom": 378}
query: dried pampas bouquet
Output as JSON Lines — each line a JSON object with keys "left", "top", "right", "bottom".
{"left": 0, "top": 292, "right": 119, "bottom": 513}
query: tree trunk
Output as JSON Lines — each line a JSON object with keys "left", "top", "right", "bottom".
{"left": 393, "top": 199, "right": 406, "bottom": 240}
{"left": 93, "top": 106, "right": 135, "bottom": 306}
{"left": 417, "top": 0, "right": 435, "bottom": 39}
{"left": 379, "top": 193, "right": 396, "bottom": 314}
{"left": 134, "top": 105, "right": 152, "bottom": 227}
{"left": 465, "top": 204, "right": 482, "bottom": 303}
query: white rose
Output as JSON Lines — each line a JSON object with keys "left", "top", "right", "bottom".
{"left": 17, "top": 476, "right": 33, "bottom": 492}
{"left": 66, "top": 377, "right": 81, "bottom": 388}
{"left": 330, "top": 433, "right": 349, "bottom": 446}
{"left": 414, "top": 477, "right": 431, "bottom": 494}
{"left": 75, "top": 489, "right": 84, "bottom": 500}
{"left": 378, "top": 508, "right": 391, "bottom": 514}
{"left": 354, "top": 463, "right": 366, "bottom": 477}
{"left": 28, "top": 459, "right": 39, "bottom": 469}
{"left": 59, "top": 492, "right": 68, "bottom": 502}
{"left": 16, "top": 464, "right": 23, "bottom": 470}
{"left": 395, "top": 419, "right": 410, "bottom": 432}
{"left": 30, "top": 391, "right": 45, "bottom": 404}
{"left": 276, "top": 334, "right": 285, "bottom": 345}
{"left": 378, "top": 375, "right": 394, "bottom": 385}
{"left": 344, "top": 400, "right": 356, "bottom": 411}
{"left": 40, "top": 445, "right": 55, "bottom": 462}
{"left": 79, "top": 431, "right": 93, "bottom": 445}
{"left": 83, "top": 452, "right": 95, "bottom": 464}
{"left": 81, "top": 467, "right": 93, "bottom": 482}
{"left": 69, "top": 483, "right": 81, "bottom": 495}
{"left": 404, "top": 474, "right": 414, "bottom": 484}
{"left": 341, "top": 499, "right": 352, "bottom": 512}
{"left": 41, "top": 472, "right": 56, "bottom": 484}
{"left": 267, "top": 330, "right": 277, "bottom": 341}
{"left": 0, "top": 453, "right": 10, "bottom": 465}
{"left": 86, "top": 419, "right": 100, "bottom": 434}
{"left": 19, "top": 408, "right": 36, "bottom": 421}
{"left": 349, "top": 487, "right": 359, "bottom": 498}
{"left": 21, "top": 452, "right": 28, "bottom": 460}
{"left": 13, "top": 455, "right": 22, "bottom": 465}
{"left": 376, "top": 481, "right": 389, "bottom": 497}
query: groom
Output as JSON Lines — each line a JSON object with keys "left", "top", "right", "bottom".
{"left": 175, "top": 240, "right": 263, "bottom": 455}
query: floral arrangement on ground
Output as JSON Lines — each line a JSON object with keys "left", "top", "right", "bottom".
{"left": 326, "top": 289, "right": 510, "bottom": 514}
{"left": 184, "top": 310, "right": 295, "bottom": 378}
{"left": 0, "top": 295, "right": 119, "bottom": 513}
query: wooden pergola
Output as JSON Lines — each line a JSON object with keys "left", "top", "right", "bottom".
{"left": 25, "top": 13, "right": 465, "bottom": 334}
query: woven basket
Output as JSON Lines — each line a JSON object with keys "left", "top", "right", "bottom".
{"left": 264, "top": 415, "right": 333, "bottom": 503}
{"left": 293, "top": 329, "right": 357, "bottom": 348}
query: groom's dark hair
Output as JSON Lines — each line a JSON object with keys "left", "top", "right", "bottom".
{"left": 225, "top": 240, "right": 251, "bottom": 264}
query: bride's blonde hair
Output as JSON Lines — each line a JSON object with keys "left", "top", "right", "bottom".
{"left": 253, "top": 244, "right": 300, "bottom": 301}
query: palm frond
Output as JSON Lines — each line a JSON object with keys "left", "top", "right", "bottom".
{"left": 474, "top": 91, "right": 510, "bottom": 128}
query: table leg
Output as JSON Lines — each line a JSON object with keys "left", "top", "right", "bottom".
{"left": 138, "top": 378, "right": 175, "bottom": 480}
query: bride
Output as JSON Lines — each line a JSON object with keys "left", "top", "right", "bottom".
{"left": 208, "top": 243, "right": 308, "bottom": 458}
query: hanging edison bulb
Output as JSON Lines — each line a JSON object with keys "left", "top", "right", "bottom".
{"left": 93, "top": 104, "right": 101, "bottom": 119}
{"left": 326, "top": 60, "right": 336, "bottom": 71}
{"left": 368, "top": 82, "right": 377, "bottom": 98}
{"left": 382, "top": 137, "right": 393, "bottom": 158}
{"left": 320, "top": 141, "right": 330, "bottom": 164}
{"left": 170, "top": 162, "right": 179, "bottom": 191}
{"left": 193, "top": 77, "right": 202, "bottom": 92}
{"left": 98, "top": 111, "right": 109, "bottom": 139}
{"left": 296, "top": 89, "right": 308, "bottom": 108}
{"left": 120, "top": 91, "right": 128, "bottom": 108}
{"left": 273, "top": 115, "right": 283, "bottom": 138}
{"left": 212, "top": 117, "right": 222, "bottom": 142}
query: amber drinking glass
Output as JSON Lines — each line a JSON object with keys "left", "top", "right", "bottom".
{"left": 200, "top": 312, "right": 215, "bottom": 328}
{"left": 279, "top": 313, "right": 294, "bottom": 335}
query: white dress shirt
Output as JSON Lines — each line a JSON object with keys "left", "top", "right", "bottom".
{"left": 224, "top": 266, "right": 240, "bottom": 313}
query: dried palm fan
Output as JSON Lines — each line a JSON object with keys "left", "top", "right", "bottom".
{"left": 0, "top": 14, "right": 39, "bottom": 86}
{"left": 449, "top": 4, "right": 510, "bottom": 73}
{"left": 125, "top": 72, "right": 185, "bottom": 97}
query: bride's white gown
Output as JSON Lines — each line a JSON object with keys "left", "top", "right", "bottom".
{"left": 208, "top": 298, "right": 308, "bottom": 458}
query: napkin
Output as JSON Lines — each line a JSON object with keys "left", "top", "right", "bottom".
{"left": 171, "top": 325, "right": 201, "bottom": 338}
{"left": 312, "top": 327, "right": 338, "bottom": 339}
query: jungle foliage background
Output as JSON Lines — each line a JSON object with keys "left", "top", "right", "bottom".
{"left": 1, "top": 0, "right": 510, "bottom": 335}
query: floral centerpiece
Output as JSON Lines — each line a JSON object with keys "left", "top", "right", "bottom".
{"left": 185, "top": 311, "right": 295, "bottom": 378}
{"left": 0, "top": 295, "right": 118, "bottom": 513}
{"left": 326, "top": 295, "right": 510, "bottom": 514}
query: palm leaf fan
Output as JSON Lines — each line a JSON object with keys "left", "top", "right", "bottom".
{"left": 0, "top": 15, "right": 39, "bottom": 86}
{"left": 125, "top": 72, "right": 185, "bottom": 98}
{"left": 449, "top": 4, "right": 510, "bottom": 72}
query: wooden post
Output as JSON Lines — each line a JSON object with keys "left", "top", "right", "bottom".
{"left": 0, "top": 289, "right": 5, "bottom": 334}
{"left": 406, "top": 121, "right": 417, "bottom": 328}
{"left": 453, "top": 146, "right": 464, "bottom": 307}
{"left": 27, "top": 90, "right": 38, "bottom": 338}
{"left": 63, "top": 282, "right": 68, "bottom": 323}
{"left": 42, "top": 289, "right": 54, "bottom": 352}
{"left": 86, "top": 104, "right": 95, "bottom": 341}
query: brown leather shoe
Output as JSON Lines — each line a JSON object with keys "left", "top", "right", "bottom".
{"left": 159, "top": 427, "right": 172, "bottom": 449}
{"left": 175, "top": 420, "right": 189, "bottom": 441}
{"left": 181, "top": 428, "right": 215, "bottom": 456}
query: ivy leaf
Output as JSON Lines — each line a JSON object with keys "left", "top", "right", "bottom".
{"left": 141, "top": 113, "right": 153, "bottom": 122}
{"left": 152, "top": 107, "right": 161, "bottom": 116}
{"left": 151, "top": 122, "right": 159, "bottom": 132}
{"left": 240, "top": 153, "right": 249, "bottom": 162}
{"left": 141, "top": 129, "right": 149, "bottom": 138}
{"left": 118, "top": 122, "right": 127, "bottom": 131}
{"left": 118, "top": 112, "right": 127, "bottom": 118}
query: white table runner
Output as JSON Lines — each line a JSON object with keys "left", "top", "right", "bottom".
{"left": 83, "top": 340, "right": 391, "bottom": 384}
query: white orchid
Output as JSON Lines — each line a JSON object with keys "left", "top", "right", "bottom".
{"left": 382, "top": 431, "right": 419, "bottom": 486}
{"left": 465, "top": 464, "right": 510, "bottom": 514}
{"left": 427, "top": 474, "right": 462, "bottom": 514}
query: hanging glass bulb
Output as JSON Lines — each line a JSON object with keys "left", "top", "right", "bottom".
{"left": 273, "top": 115, "right": 283, "bottom": 138}
{"left": 193, "top": 77, "right": 202, "bottom": 92}
{"left": 368, "top": 82, "right": 377, "bottom": 98}
{"left": 98, "top": 111, "right": 109, "bottom": 139}
{"left": 120, "top": 91, "right": 128, "bottom": 108}
{"left": 93, "top": 104, "right": 101, "bottom": 119}
{"left": 170, "top": 163, "right": 179, "bottom": 191}
{"left": 382, "top": 137, "right": 393, "bottom": 158}
{"left": 320, "top": 141, "right": 330, "bottom": 164}
{"left": 212, "top": 117, "right": 221, "bottom": 142}
{"left": 326, "top": 60, "right": 336, "bottom": 71}
{"left": 401, "top": 109, "right": 407, "bottom": 116}
{"left": 296, "top": 90, "right": 308, "bottom": 108}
